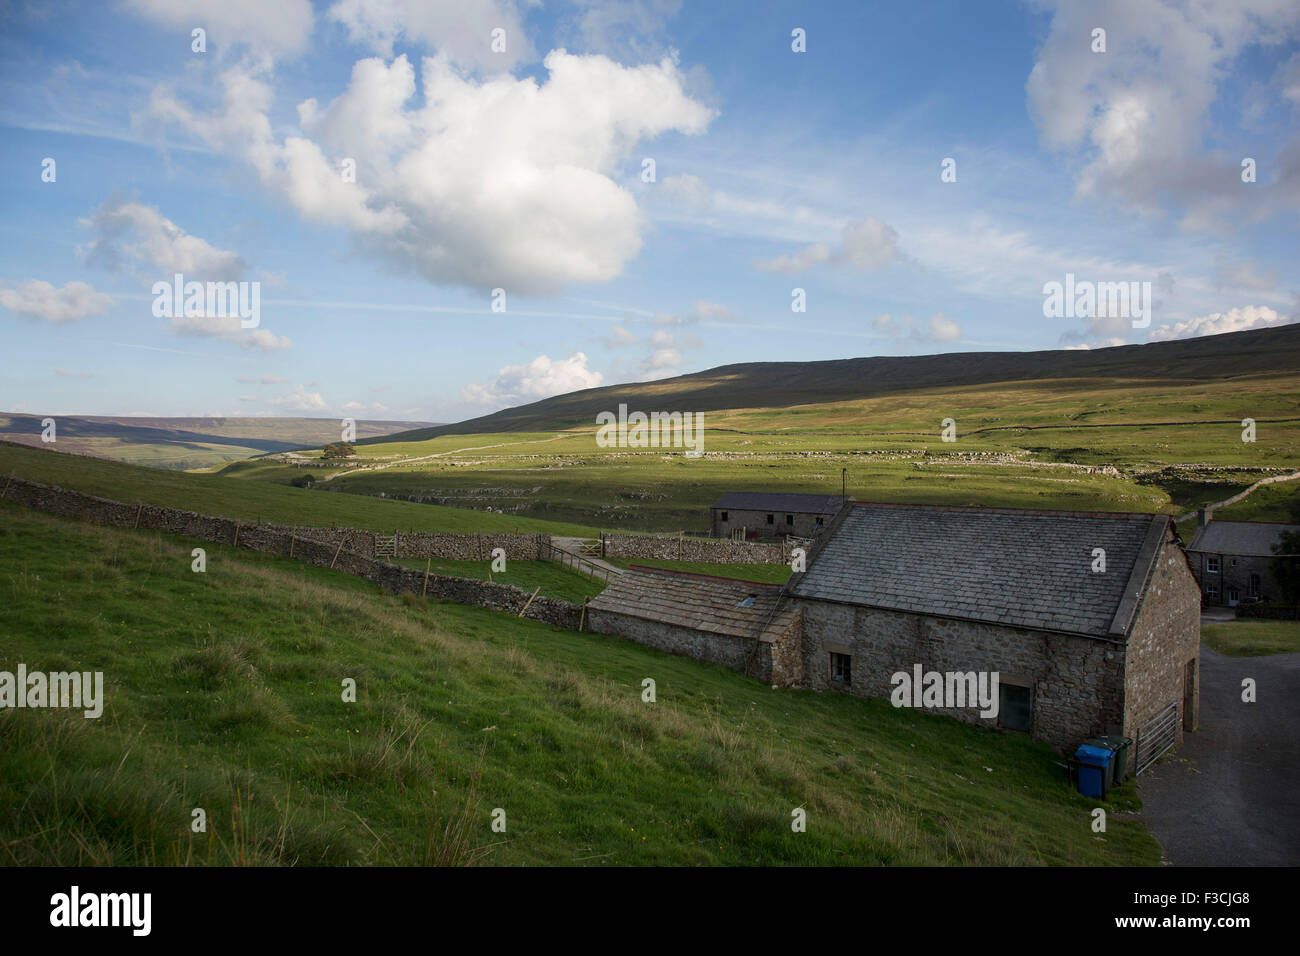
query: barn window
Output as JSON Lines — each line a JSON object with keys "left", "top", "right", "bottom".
{"left": 721, "top": 511, "right": 728, "bottom": 521}
{"left": 785, "top": 514, "right": 794, "bottom": 525}
{"left": 998, "top": 684, "right": 1032, "bottom": 733}
{"left": 830, "top": 653, "right": 852, "bottom": 685}
{"left": 1248, "top": 574, "right": 1261, "bottom": 598}
{"left": 766, "top": 514, "right": 774, "bottom": 525}
{"left": 815, "top": 516, "right": 824, "bottom": 526}
{"left": 1206, "top": 556, "right": 1220, "bottom": 573}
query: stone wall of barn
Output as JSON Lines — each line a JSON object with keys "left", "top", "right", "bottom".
{"left": 1122, "top": 537, "right": 1202, "bottom": 767}
{"left": 794, "top": 599, "right": 1127, "bottom": 755}
{"left": 583, "top": 606, "right": 801, "bottom": 686}
{"left": 711, "top": 507, "right": 829, "bottom": 540}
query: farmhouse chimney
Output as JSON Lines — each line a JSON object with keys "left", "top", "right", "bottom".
{"left": 1198, "top": 507, "right": 1213, "bottom": 529}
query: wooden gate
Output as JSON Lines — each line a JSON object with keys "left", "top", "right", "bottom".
{"left": 1134, "top": 701, "right": 1180, "bottom": 775}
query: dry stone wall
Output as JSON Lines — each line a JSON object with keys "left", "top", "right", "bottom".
{"left": 602, "top": 532, "right": 794, "bottom": 564}
{"left": 0, "top": 476, "right": 578, "bottom": 628}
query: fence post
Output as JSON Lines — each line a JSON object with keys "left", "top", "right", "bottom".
{"left": 423, "top": 558, "right": 430, "bottom": 597}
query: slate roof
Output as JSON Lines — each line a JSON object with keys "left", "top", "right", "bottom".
{"left": 587, "top": 568, "right": 796, "bottom": 640}
{"left": 1186, "top": 520, "right": 1300, "bottom": 557}
{"left": 711, "top": 491, "right": 844, "bottom": 514}
{"left": 791, "top": 503, "right": 1170, "bottom": 639}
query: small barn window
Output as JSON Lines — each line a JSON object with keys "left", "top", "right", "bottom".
{"left": 766, "top": 513, "right": 774, "bottom": 525}
{"left": 815, "top": 516, "right": 824, "bottom": 525}
{"left": 830, "top": 652, "right": 851, "bottom": 685}
{"left": 721, "top": 511, "right": 728, "bottom": 521}
{"left": 785, "top": 514, "right": 794, "bottom": 525}
{"left": 998, "top": 684, "right": 1032, "bottom": 732}
{"left": 1206, "top": 556, "right": 1220, "bottom": 573}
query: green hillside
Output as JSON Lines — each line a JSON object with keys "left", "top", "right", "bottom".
{"left": 0, "top": 442, "right": 599, "bottom": 537}
{"left": 0, "top": 500, "right": 1160, "bottom": 865}
{"left": 369, "top": 324, "right": 1300, "bottom": 440}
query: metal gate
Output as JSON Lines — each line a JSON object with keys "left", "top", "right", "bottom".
{"left": 1134, "top": 701, "right": 1180, "bottom": 775}
{"left": 374, "top": 534, "right": 397, "bottom": 559}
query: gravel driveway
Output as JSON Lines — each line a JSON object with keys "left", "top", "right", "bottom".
{"left": 1138, "top": 644, "right": 1300, "bottom": 866}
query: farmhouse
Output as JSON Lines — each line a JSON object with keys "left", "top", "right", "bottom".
{"left": 593, "top": 500, "right": 1201, "bottom": 773}
{"left": 1185, "top": 509, "right": 1299, "bottom": 606}
{"left": 710, "top": 491, "right": 843, "bottom": 540}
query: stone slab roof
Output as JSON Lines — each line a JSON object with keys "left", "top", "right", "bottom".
{"left": 1186, "top": 520, "right": 1300, "bottom": 557}
{"left": 587, "top": 568, "right": 796, "bottom": 640}
{"left": 711, "top": 491, "right": 844, "bottom": 514}
{"left": 791, "top": 503, "right": 1171, "bottom": 639}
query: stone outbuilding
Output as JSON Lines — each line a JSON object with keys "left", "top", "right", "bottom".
{"left": 788, "top": 503, "right": 1201, "bottom": 771}
{"left": 585, "top": 567, "right": 801, "bottom": 684}
{"left": 1185, "top": 511, "right": 1299, "bottom": 606}
{"left": 710, "top": 491, "right": 843, "bottom": 540}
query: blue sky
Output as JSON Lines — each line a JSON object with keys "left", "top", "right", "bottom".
{"left": 2, "top": 0, "right": 1298, "bottom": 422}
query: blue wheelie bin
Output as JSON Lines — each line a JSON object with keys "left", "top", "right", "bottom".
{"left": 1074, "top": 744, "right": 1114, "bottom": 798}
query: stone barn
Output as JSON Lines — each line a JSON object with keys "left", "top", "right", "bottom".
{"left": 789, "top": 503, "right": 1201, "bottom": 772}
{"left": 710, "top": 491, "right": 843, "bottom": 540}
{"left": 1185, "top": 510, "right": 1299, "bottom": 606}
{"left": 585, "top": 567, "right": 801, "bottom": 685}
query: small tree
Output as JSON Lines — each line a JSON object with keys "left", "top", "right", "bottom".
{"left": 321, "top": 442, "right": 355, "bottom": 459}
{"left": 1272, "top": 528, "right": 1300, "bottom": 605}
{"left": 1270, "top": 494, "right": 1300, "bottom": 605}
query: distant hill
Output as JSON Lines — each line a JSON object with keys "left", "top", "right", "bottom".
{"left": 366, "top": 323, "right": 1300, "bottom": 443}
{"left": 0, "top": 415, "right": 440, "bottom": 470}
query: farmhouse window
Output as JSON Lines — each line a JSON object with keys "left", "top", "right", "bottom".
{"left": 766, "top": 514, "right": 774, "bottom": 525}
{"left": 1205, "top": 583, "right": 1219, "bottom": 599}
{"left": 830, "top": 652, "right": 852, "bottom": 685}
{"left": 1206, "top": 556, "right": 1220, "bottom": 573}
{"left": 1248, "top": 574, "right": 1261, "bottom": 598}
{"left": 997, "top": 683, "right": 1032, "bottom": 733}
{"left": 785, "top": 514, "right": 794, "bottom": 526}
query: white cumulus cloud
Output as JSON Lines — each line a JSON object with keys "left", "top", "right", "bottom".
{"left": 0, "top": 280, "right": 113, "bottom": 323}
{"left": 150, "top": 49, "right": 714, "bottom": 295}
{"left": 1147, "top": 305, "right": 1294, "bottom": 341}
{"left": 462, "top": 352, "right": 604, "bottom": 406}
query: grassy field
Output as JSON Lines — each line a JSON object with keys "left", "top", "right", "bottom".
{"left": 0, "top": 443, "right": 599, "bottom": 537}
{"left": 0, "top": 500, "right": 1160, "bottom": 866}
{"left": 392, "top": 557, "right": 608, "bottom": 605}
{"left": 209, "top": 367, "right": 1299, "bottom": 532}
{"left": 1212, "top": 480, "right": 1300, "bottom": 523}
{"left": 1202, "top": 619, "right": 1300, "bottom": 657}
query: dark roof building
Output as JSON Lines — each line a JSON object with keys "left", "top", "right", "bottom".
{"left": 709, "top": 491, "right": 845, "bottom": 540}
{"left": 710, "top": 491, "right": 844, "bottom": 514}
{"left": 1186, "top": 520, "right": 1300, "bottom": 556}
{"left": 786, "top": 502, "right": 1200, "bottom": 769}
{"left": 791, "top": 504, "right": 1170, "bottom": 639}
{"left": 1184, "top": 517, "right": 1298, "bottom": 605}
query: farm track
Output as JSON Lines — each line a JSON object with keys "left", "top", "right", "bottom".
{"left": 322, "top": 433, "right": 581, "bottom": 482}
